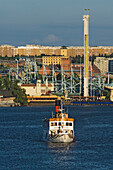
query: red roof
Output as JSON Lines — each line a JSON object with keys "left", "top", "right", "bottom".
{"left": 41, "top": 84, "right": 46, "bottom": 87}
{"left": 21, "top": 84, "right": 36, "bottom": 87}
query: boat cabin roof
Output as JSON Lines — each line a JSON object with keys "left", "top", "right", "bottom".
{"left": 49, "top": 118, "right": 74, "bottom": 122}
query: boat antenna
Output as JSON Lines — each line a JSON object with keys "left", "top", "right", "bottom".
{"left": 66, "top": 106, "right": 68, "bottom": 113}
{"left": 52, "top": 111, "right": 54, "bottom": 118}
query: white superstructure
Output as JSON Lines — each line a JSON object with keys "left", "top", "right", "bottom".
{"left": 43, "top": 99, "right": 75, "bottom": 143}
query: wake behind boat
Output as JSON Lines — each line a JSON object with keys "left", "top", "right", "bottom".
{"left": 43, "top": 99, "right": 75, "bottom": 143}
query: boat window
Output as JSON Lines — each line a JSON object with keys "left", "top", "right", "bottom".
{"left": 55, "top": 122, "right": 57, "bottom": 126}
{"left": 69, "top": 123, "right": 72, "bottom": 126}
{"left": 62, "top": 122, "right": 64, "bottom": 126}
{"left": 51, "top": 123, "right": 54, "bottom": 126}
{"left": 51, "top": 123, "right": 56, "bottom": 126}
{"left": 66, "top": 122, "right": 68, "bottom": 126}
{"left": 59, "top": 122, "right": 61, "bottom": 126}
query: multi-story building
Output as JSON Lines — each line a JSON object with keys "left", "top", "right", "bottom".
{"left": 18, "top": 45, "right": 61, "bottom": 57}
{"left": 94, "top": 57, "right": 109, "bottom": 74}
{"left": 42, "top": 55, "right": 63, "bottom": 66}
{"left": 108, "top": 59, "right": 113, "bottom": 74}
{"left": 0, "top": 44, "right": 113, "bottom": 58}
{"left": 0, "top": 45, "right": 15, "bottom": 57}
{"left": 89, "top": 46, "right": 113, "bottom": 56}
{"left": 17, "top": 45, "right": 113, "bottom": 57}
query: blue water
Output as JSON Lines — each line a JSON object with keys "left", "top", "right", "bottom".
{"left": 0, "top": 105, "right": 113, "bottom": 170}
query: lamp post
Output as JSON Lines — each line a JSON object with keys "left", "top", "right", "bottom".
{"left": 16, "top": 59, "right": 19, "bottom": 80}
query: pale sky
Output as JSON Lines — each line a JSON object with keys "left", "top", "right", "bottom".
{"left": 0, "top": 0, "right": 113, "bottom": 46}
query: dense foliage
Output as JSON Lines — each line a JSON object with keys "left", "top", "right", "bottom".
{"left": 0, "top": 77, "right": 28, "bottom": 105}
{"left": 70, "top": 55, "right": 84, "bottom": 64}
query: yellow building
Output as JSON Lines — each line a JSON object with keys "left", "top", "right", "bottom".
{"left": 42, "top": 55, "right": 63, "bottom": 66}
{"left": 61, "top": 46, "right": 68, "bottom": 57}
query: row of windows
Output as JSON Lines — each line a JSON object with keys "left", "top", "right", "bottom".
{"left": 51, "top": 122, "right": 72, "bottom": 126}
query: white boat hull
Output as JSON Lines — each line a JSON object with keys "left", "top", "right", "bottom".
{"left": 49, "top": 134, "right": 75, "bottom": 143}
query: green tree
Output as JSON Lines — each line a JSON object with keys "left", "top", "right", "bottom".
{"left": 0, "top": 77, "right": 28, "bottom": 106}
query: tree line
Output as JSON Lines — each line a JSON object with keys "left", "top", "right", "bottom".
{"left": 0, "top": 77, "right": 28, "bottom": 106}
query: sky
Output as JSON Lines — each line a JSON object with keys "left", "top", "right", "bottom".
{"left": 0, "top": 0, "right": 113, "bottom": 47}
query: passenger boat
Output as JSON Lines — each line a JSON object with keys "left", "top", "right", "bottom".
{"left": 43, "top": 99, "right": 75, "bottom": 143}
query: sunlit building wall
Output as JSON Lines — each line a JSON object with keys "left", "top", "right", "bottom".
{"left": 0, "top": 45, "right": 113, "bottom": 57}
{"left": 94, "top": 57, "right": 109, "bottom": 74}
{"left": 42, "top": 55, "right": 62, "bottom": 66}
{"left": 0, "top": 45, "right": 15, "bottom": 57}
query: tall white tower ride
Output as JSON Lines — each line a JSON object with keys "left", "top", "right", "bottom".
{"left": 83, "top": 11, "right": 90, "bottom": 97}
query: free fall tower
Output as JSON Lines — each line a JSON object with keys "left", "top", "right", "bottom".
{"left": 83, "top": 13, "right": 90, "bottom": 97}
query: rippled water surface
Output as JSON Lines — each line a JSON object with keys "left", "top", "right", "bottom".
{"left": 0, "top": 105, "right": 113, "bottom": 170}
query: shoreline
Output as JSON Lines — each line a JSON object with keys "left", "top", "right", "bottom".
{"left": 28, "top": 100, "right": 113, "bottom": 106}
{"left": 0, "top": 101, "right": 113, "bottom": 107}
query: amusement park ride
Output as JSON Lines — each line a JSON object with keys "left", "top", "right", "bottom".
{"left": 0, "top": 10, "right": 111, "bottom": 97}
{"left": 0, "top": 56, "right": 107, "bottom": 97}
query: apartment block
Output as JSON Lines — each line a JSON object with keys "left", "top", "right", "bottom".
{"left": 0, "top": 44, "right": 113, "bottom": 58}
{"left": 0, "top": 45, "right": 15, "bottom": 57}
{"left": 17, "top": 45, "right": 113, "bottom": 57}
{"left": 94, "top": 57, "right": 109, "bottom": 73}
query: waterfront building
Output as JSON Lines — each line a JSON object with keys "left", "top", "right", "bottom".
{"left": 19, "top": 80, "right": 54, "bottom": 96}
{"left": 0, "top": 90, "right": 15, "bottom": 105}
